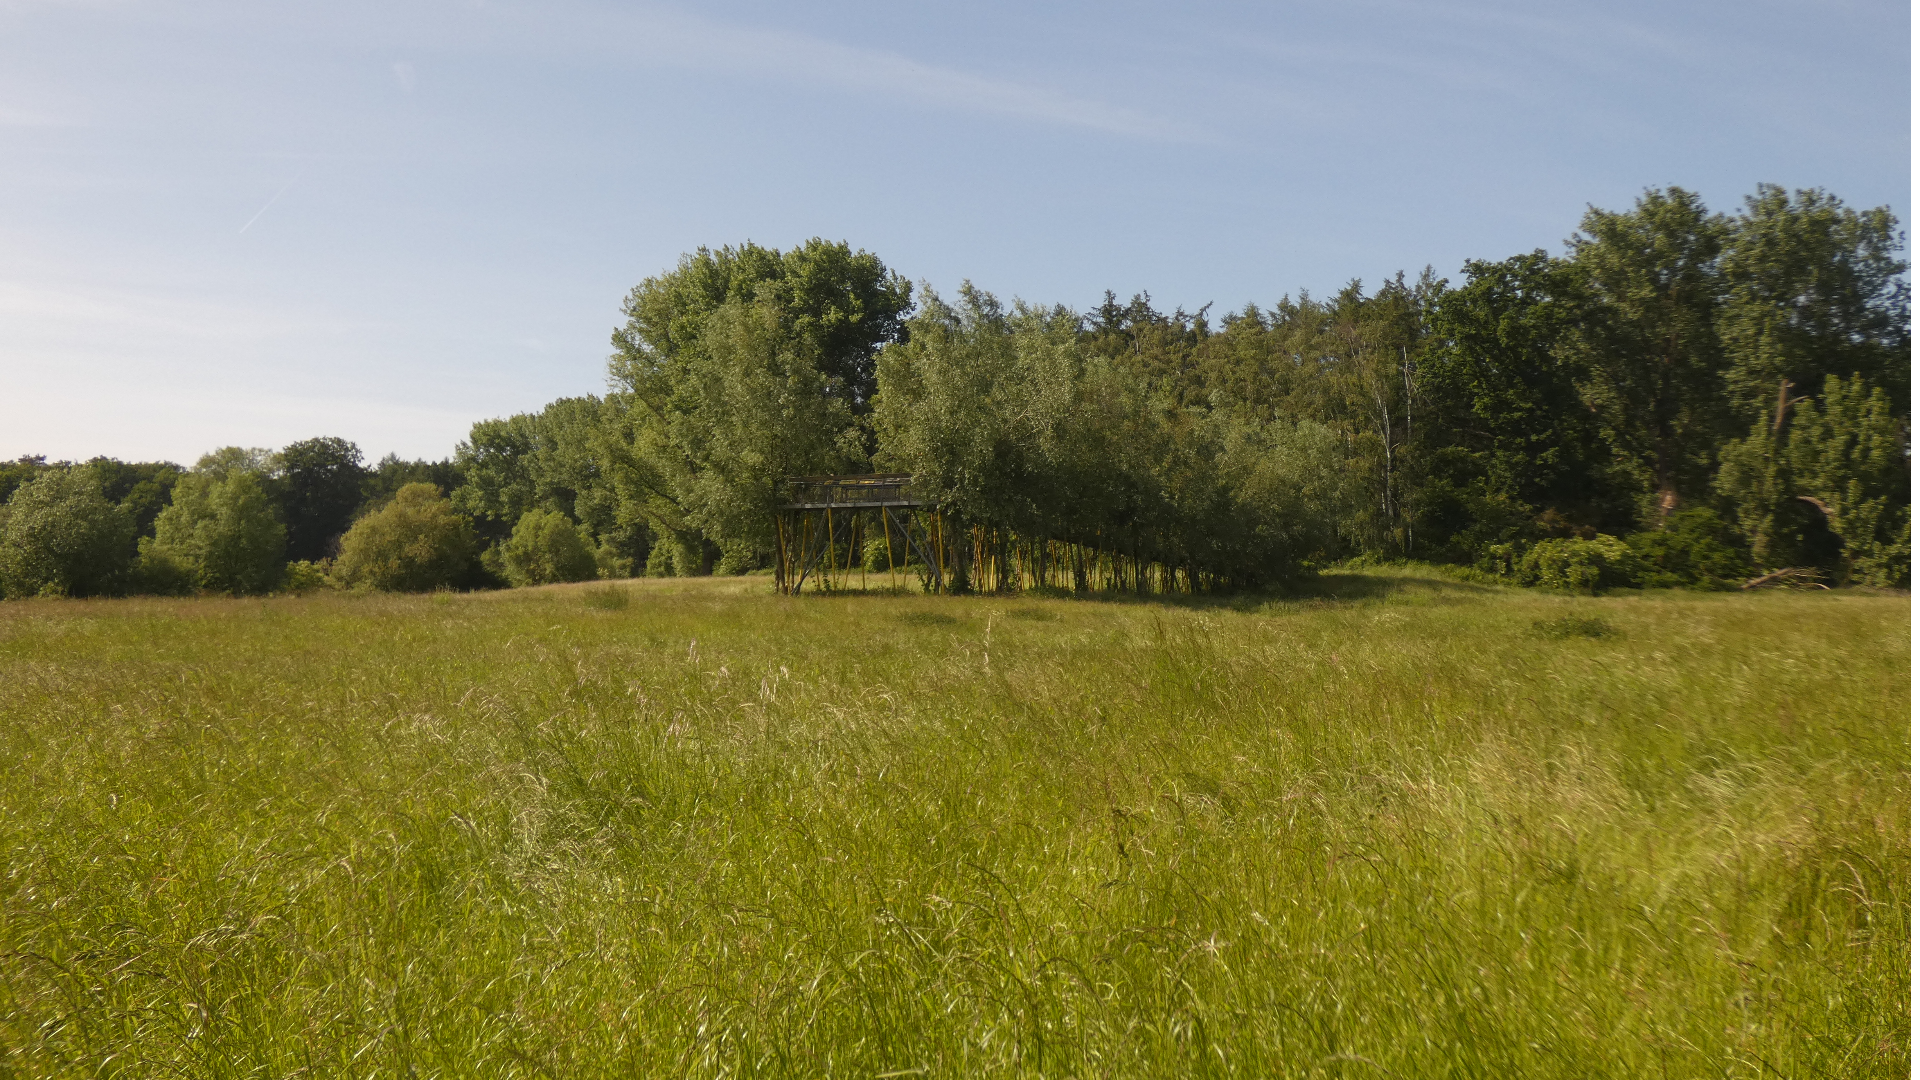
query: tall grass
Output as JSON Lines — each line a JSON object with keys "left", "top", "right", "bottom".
{"left": 0, "top": 570, "right": 1906, "bottom": 1077}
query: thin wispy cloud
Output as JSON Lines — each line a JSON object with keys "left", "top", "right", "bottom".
{"left": 238, "top": 168, "right": 304, "bottom": 235}
{"left": 1219, "top": 3, "right": 1687, "bottom": 94}
{"left": 539, "top": 4, "right": 1202, "bottom": 142}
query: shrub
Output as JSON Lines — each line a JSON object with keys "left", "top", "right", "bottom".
{"left": 130, "top": 539, "right": 196, "bottom": 596}
{"left": 863, "top": 537, "right": 896, "bottom": 572}
{"left": 644, "top": 542, "right": 674, "bottom": 578}
{"left": 594, "top": 539, "right": 636, "bottom": 580}
{"left": 1624, "top": 508, "right": 1752, "bottom": 589}
{"left": 147, "top": 470, "right": 287, "bottom": 595}
{"left": 333, "top": 484, "right": 476, "bottom": 592}
{"left": 1479, "top": 542, "right": 1521, "bottom": 577}
{"left": 645, "top": 533, "right": 711, "bottom": 577}
{"left": 499, "top": 509, "right": 598, "bottom": 586}
{"left": 1517, "top": 534, "right": 1643, "bottom": 594}
{"left": 281, "top": 560, "right": 334, "bottom": 594}
{"left": 714, "top": 540, "right": 758, "bottom": 576}
{"left": 0, "top": 467, "right": 134, "bottom": 598}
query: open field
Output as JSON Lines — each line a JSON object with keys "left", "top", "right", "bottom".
{"left": 0, "top": 570, "right": 1907, "bottom": 1077}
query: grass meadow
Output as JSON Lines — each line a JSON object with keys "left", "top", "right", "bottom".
{"left": 0, "top": 569, "right": 1907, "bottom": 1078}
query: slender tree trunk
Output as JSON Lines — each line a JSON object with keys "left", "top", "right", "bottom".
{"left": 1402, "top": 345, "right": 1414, "bottom": 554}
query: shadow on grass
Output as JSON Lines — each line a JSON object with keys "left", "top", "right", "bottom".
{"left": 1285, "top": 571, "right": 1505, "bottom": 602}
{"left": 775, "top": 566, "right": 1508, "bottom": 614}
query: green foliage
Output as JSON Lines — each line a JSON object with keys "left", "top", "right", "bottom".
{"left": 576, "top": 190, "right": 1907, "bottom": 589}
{"left": 333, "top": 483, "right": 476, "bottom": 592}
{"left": 0, "top": 455, "right": 46, "bottom": 506}
{"left": 1516, "top": 534, "right": 1643, "bottom": 594}
{"left": 1564, "top": 187, "right": 1733, "bottom": 510}
{"left": 875, "top": 285, "right": 1063, "bottom": 532}
{"left": 1717, "top": 374, "right": 1907, "bottom": 585}
{"left": 362, "top": 454, "right": 464, "bottom": 512}
{"left": 667, "top": 535, "right": 713, "bottom": 577}
{"left": 593, "top": 538, "right": 636, "bottom": 580}
{"left": 1622, "top": 508, "right": 1753, "bottom": 588}
{"left": 603, "top": 239, "right": 910, "bottom": 563}
{"left": 612, "top": 238, "right": 912, "bottom": 413}
{"left": 1785, "top": 375, "right": 1909, "bottom": 586}
{"left": 275, "top": 437, "right": 368, "bottom": 562}
{"left": 875, "top": 284, "right": 1350, "bottom": 588}
{"left": 85, "top": 457, "right": 183, "bottom": 541}
{"left": 499, "top": 509, "right": 599, "bottom": 586}
{"left": 454, "top": 399, "right": 650, "bottom": 577}
{"left": 280, "top": 559, "right": 334, "bottom": 594}
{"left": 1423, "top": 252, "right": 1623, "bottom": 548}
{"left": 713, "top": 539, "right": 758, "bottom": 576}
{"left": 452, "top": 414, "right": 538, "bottom": 540}
{"left": 675, "top": 299, "right": 871, "bottom": 543}
{"left": 1478, "top": 541, "right": 1522, "bottom": 578}
{"left": 147, "top": 468, "right": 288, "bottom": 596}
{"left": 643, "top": 540, "right": 675, "bottom": 578}
{"left": 1715, "top": 411, "right": 1799, "bottom": 566}
{"left": 1719, "top": 185, "right": 1910, "bottom": 415}
{"left": 129, "top": 538, "right": 196, "bottom": 596}
{"left": 0, "top": 465, "right": 134, "bottom": 598}
{"left": 194, "top": 446, "right": 276, "bottom": 478}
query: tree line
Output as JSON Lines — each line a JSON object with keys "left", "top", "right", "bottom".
{"left": 1, "top": 183, "right": 1906, "bottom": 600}
{"left": 0, "top": 446, "right": 472, "bottom": 598}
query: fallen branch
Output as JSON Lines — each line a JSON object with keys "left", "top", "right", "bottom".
{"left": 1795, "top": 494, "right": 1835, "bottom": 520}
{"left": 1742, "top": 567, "right": 1829, "bottom": 590}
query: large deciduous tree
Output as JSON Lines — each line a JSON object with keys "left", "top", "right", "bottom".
{"left": 1422, "top": 251, "right": 1624, "bottom": 548}
{"left": 146, "top": 465, "right": 288, "bottom": 595}
{"left": 453, "top": 414, "right": 543, "bottom": 544}
{"left": 1719, "top": 185, "right": 1909, "bottom": 419}
{"left": 275, "top": 437, "right": 368, "bottom": 562}
{"left": 1565, "top": 187, "right": 1732, "bottom": 519}
{"left": 0, "top": 466, "right": 134, "bottom": 598}
{"left": 85, "top": 457, "right": 183, "bottom": 542}
{"left": 603, "top": 239, "right": 911, "bottom": 570}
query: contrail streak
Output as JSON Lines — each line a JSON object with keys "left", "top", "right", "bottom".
{"left": 238, "top": 168, "right": 305, "bottom": 235}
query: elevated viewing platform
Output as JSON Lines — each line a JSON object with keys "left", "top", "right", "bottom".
{"left": 778, "top": 474, "right": 926, "bottom": 510}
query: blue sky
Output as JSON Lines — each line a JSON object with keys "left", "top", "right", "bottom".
{"left": 1, "top": 0, "right": 1908, "bottom": 464}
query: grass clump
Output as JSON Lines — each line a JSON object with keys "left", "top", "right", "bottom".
{"left": 0, "top": 569, "right": 1906, "bottom": 1077}
{"left": 580, "top": 583, "right": 631, "bottom": 610}
{"left": 1006, "top": 606, "right": 1058, "bottom": 621}
{"left": 1533, "top": 615, "right": 1618, "bottom": 638}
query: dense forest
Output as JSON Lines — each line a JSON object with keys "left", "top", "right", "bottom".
{"left": 1, "top": 184, "right": 1907, "bottom": 599}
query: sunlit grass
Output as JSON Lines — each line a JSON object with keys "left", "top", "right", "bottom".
{"left": 0, "top": 571, "right": 1907, "bottom": 1077}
